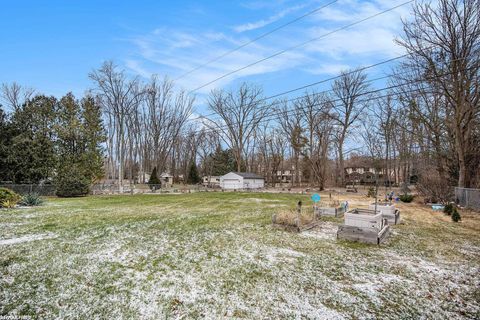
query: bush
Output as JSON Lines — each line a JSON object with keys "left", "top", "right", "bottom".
{"left": 55, "top": 168, "right": 90, "bottom": 197}
{"left": 0, "top": 188, "right": 21, "bottom": 208}
{"left": 416, "top": 174, "right": 453, "bottom": 204}
{"left": 399, "top": 194, "right": 414, "bottom": 203}
{"left": 443, "top": 203, "right": 454, "bottom": 215}
{"left": 451, "top": 208, "right": 461, "bottom": 222}
{"left": 19, "top": 193, "right": 44, "bottom": 206}
{"left": 367, "top": 187, "right": 376, "bottom": 198}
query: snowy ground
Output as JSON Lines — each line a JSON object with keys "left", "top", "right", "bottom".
{"left": 1, "top": 192, "right": 479, "bottom": 319}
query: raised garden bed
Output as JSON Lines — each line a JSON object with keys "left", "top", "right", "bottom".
{"left": 272, "top": 208, "right": 321, "bottom": 232}
{"left": 314, "top": 206, "right": 345, "bottom": 218}
{"left": 369, "top": 203, "right": 401, "bottom": 225}
{"left": 337, "top": 208, "right": 390, "bottom": 244}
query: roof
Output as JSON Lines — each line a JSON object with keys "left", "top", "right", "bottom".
{"left": 160, "top": 172, "right": 173, "bottom": 177}
{"left": 231, "top": 172, "right": 264, "bottom": 179}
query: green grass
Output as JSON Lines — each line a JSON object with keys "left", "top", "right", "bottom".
{"left": 1, "top": 192, "right": 479, "bottom": 319}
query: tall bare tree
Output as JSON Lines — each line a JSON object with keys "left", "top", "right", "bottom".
{"left": 298, "top": 91, "right": 334, "bottom": 190}
{"left": 207, "top": 83, "right": 270, "bottom": 172}
{"left": 277, "top": 100, "right": 306, "bottom": 187}
{"left": 89, "top": 61, "right": 144, "bottom": 192}
{"left": 331, "top": 69, "right": 371, "bottom": 186}
{"left": 397, "top": 0, "right": 480, "bottom": 187}
{"left": 144, "top": 76, "right": 193, "bottom": 175}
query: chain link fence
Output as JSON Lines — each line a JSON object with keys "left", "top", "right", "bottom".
{"left": 0, "top": 184, "right": 56, "bottom": 196}
{"left": 455, "top": 187, "right": 480, "bottom": 212}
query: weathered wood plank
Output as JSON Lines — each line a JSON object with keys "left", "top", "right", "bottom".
{"left": 337, "top": 225, "right": 390, "bottom": 245}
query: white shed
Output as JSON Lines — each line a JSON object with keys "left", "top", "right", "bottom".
{"left": 220, "top": 172, "right": 264, "bottom": 190}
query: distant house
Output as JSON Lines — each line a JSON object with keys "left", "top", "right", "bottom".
{"left": 275, "top": 169, "right": 293, "bottom": 185}
{"left": 220, "top": 172, "right": 264, "bottom": 190}
{"left": 160, "top": 172, "right": 174, "bottom": 187}
{"left": 202, "top": 175, "right": 221, "bottom": 187}
{"left": 344, "top": 167, "right": 382, "bottom": 185}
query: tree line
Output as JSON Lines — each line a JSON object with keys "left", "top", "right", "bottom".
{"left": 0, "top": 0, "right": 479, "bottom": 195}
{"left": 0, "top": 89, "right": 104, "bottom": 195}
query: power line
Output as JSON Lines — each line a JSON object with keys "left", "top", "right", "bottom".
{"left": 198, "top": 83, "right": 429, "bottom": 136}
{"left": 193, "top": 62, "right": 476, "bottom": 136}
{"left": 189, "top": 0, "right": 413, "bottom": 93}
{"left": 186, "top": 52, "right": 411, "bottom": 125}
{"left": 174, "top": 0, "right": 340, "bottom": 81}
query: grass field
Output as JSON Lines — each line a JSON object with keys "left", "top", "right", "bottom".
{"left": 1, "top": 192, "right": 479, "bottom": 319}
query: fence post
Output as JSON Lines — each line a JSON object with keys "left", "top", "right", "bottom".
{"left": 466, "top": 189, "right": 469, "bottom": 209}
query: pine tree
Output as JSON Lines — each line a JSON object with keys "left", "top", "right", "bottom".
{"left": 209, "top": 147, "right": 236, "bottom": 176}
{"left": 9, "top": 95, "right": 57, "bottom": 183}
{"left": 148, "top": 167, "right": 161, "bottom": 190}
{"left": 451, "top": 208, "right": 461, "bottom": 222}
{"left": 54, "top": 93, "right": 105, "bottom": 196}
{"left": 187, "top": 162, "right": 201, "bottom": 184}
{"left": 0, "top": 106, "right": 11, "bottom": 181}
{"left": 81, "top": 95, "right": 105, "bottom": 182}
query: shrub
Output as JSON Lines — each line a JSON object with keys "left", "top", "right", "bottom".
{"left": 19, "top": 193, "right": 44, "bottom": 206}
{"left": 273, "top": 207, "right": 314, "bottom": 227}
{"left": 367, "top": 187, "right": 376, "bottom": 198}
{"left": 451, "top": 208, "right": 461, "bottom": 222}
{"left": 0, "top": 188, "right": 21, "bottom": 208}
{"left": 55, "top": 168, "right": 90, "bottom": 197}
{"left": 399, "top": 194, "right": 414, "bottom": 203}
{"left": 416, "top": 174, "right": 453, "bottom": 204}
{"left": 443, "top": 203, "right": 454, "bottom": 215}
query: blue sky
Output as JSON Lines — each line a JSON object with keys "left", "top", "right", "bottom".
{"left": 0, "top": 0, "right": 411, "bottom": 114}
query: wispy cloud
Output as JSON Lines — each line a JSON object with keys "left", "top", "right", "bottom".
{"left": 124, "top": 0, "right": 412, "bottom": 96}
{"left": 233, "top": 4, "right": 307, "bottom": 33}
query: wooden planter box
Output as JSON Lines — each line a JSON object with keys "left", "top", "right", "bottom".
{"left": 368, "top": 203, "right": 401, "bottom": 225}
{"left": 345, "top": 209, "right": 384, "bottom": 229}
{"left": 337, "top": 224, "right": 390, "bottom": 244}
{"left": 337, "top": 209, "right": 390, "bottom": 244}
{"left": 314, "top": 206, "right": 345, "bottom": 218}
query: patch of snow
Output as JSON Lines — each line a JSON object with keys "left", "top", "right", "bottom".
{"left": 301, "top": 222, "right": 338, "bottom": 241}
{"left": 0, "top": 233, "right": 57, "bottom": 245}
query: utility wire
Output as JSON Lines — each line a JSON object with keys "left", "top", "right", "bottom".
{"left": 186, "top": 52, "right": 414, "bottom": 125}
{"left": 174, "top": 0, "right": 340, "bottom": 81}
{"left": 189, "top": 0, "right": 413, "bottom": 93}
{"left": 193, "top": 62, "right": 476, "bottom": 136}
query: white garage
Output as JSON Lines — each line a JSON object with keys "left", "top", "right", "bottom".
{"left": 220, "top": 172, "right": 265, "bottom": 190}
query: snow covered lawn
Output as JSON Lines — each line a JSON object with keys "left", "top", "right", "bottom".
{"left": 1, "top": 192, "right": 479, "bottom": 319}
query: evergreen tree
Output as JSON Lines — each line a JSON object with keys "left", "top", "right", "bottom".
{"left": 55, "top": 164, "right": 90, "bottom": 197}
{"left": 81, "top": 95, "right": 105, "bottom": 182}
{"left": 208, "top": 147, "right": 236, "bottom": 176}
{"left": 9, "top": 95, "right": 57, "bottom": 183}
{"left": 451, "top": 208, "right": 461, "bottom": 222}
{"left": 54, "top": 93, "right": 105, "bottom": 196}
{"left": 148, "top": 167, "right": 161, "bottom": 190}
{"left": 187, "top": 161, "right": 201, "bottom": 184}
{"left": 0, "top": 106, "right": 11, "bottom": 181}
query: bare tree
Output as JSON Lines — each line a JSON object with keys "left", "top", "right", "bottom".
{"left": 144, "top": 75, "right": 193, "bottom": 175}
{"left": 298, "top": 91, "right": 334, "bottom": 190}
{"left": 277, "top": 100, "right": 306, "bottom": 187}
{"left": 396, "top": 0, "right": 480, "bottom": 187}
{"left": 1, "top": 82, "right": 35, "bottom": 111}
{"left": 89, "top": 61, "right": 144, "bottom": 192}
{"left": 197, "top": 129, "right": 220, "bottom": 181}
{"left": 207, "top": 83, "right": 270, "bottom": 172}
{"left": 331, "top": 69, "right": 371, "bottom": 186}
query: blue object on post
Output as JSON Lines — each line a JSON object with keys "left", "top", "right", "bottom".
{"left": 311, "top": 193, "right": 321, "bottom": 203}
